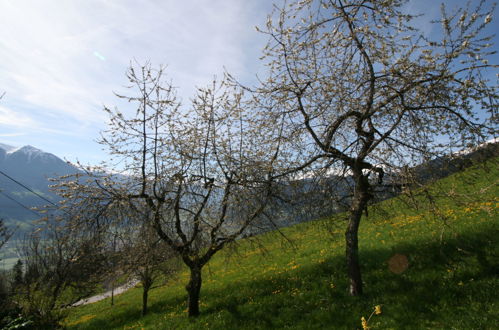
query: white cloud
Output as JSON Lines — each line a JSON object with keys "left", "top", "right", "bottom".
{"left": 0, "top": 0, "right": 269, "bottom": 126}
{"left": 0, "top": 105, "right": 38, "bottom": 129}
{"left": 0, "top": 133, "right": 25, "bottom": 138}
{"left": 0, "top": 0, "right": 272, "bottom": 164}
{"left": 1, "top": 0, "right": 493, "bottom": 166}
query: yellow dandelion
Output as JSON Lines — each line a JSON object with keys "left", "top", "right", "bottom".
{"left": 375, "top": 305, "right": 382, "bottom": 315}
{"left": 361, "top": 316, "right": 370, "bottom": 330}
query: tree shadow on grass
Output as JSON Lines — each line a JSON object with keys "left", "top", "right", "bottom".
{"left": 200, "top": 223, "right": 498, "bottom": 329}
{"left": 71, "top": 223, "right": 497, "bottom": 329}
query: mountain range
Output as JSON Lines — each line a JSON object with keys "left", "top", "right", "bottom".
{"left": 0, "top": 139, "right": 497, "bottom": 238}
{"left": 0, "top": 143, "right": 79, "bottom": 235}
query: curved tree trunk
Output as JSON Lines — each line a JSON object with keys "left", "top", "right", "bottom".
{"left": 346, "top": 171, "right": 370, "bottom": 296}
{"left": 186, "top": 264, "right": 202, "bottom": 317}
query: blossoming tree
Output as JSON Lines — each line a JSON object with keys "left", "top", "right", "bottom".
{"left": 57, "top": 64, "right": 281, "bottom": 317}
{"left": 251, "top": 0, "right": 497, "bottom": 295}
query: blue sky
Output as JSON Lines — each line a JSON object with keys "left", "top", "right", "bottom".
{"left": 0, "top": 0, "right": 497, "bottom": 166}
{"left": 0, "top": 0, "right": 272, "bottom": 164}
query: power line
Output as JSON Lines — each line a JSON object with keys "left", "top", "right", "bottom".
{"left": 0, "top": 169, "right": 58, "bottom": 208}
{"left": 0, "top": 170, "right": 74, "bottom": 218}
{"left": 0, "top": 191, "right": 41, "bottom": 217}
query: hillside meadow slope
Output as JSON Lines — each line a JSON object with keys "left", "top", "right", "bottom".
{"left": 65, "top": 158, "right": 498, "bottom": 329}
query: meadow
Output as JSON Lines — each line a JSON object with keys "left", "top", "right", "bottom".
{"left": 65, "top": 158, "right": 498, "bottom": 329}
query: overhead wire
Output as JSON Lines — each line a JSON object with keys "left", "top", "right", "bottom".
{"left": 0, "top": 191, "right": 41, "bottom": 217}
{"left": 0, "top": 169, "right": 77, "bottom": 219}
{"left": 0, "top": 169, "right": 58, "bottom": 208}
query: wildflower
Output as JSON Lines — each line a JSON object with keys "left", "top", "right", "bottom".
{"left": 361, "top": 316, "right": 370, "bottom": 330}
{"left": 375, "top": 305, "right": 382, "bottom": 315}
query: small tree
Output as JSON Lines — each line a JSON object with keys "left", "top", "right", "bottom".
{"left": 10, "top": 259, "right": 23, "bottom": 293}
{"left": 118, "top": 220, "right": 180, "bottom": 316}
{"left": 0, "top": 218, "right": 12, "bottom": 252}
{"left": 15, "top": 218, "right": 105, "bottom": 327}
{"left": 57, "top": 64, "right": 280, "bottom": 317}
{"left": 251, "top": 0, "right": 497, "bottom": 295}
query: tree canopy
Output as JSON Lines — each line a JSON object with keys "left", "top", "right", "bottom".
{"left": 248, "top": 0, "right": 497, "bottom": 295}
{"left": 56, "top": 65, "right": 282, "bottom": 316}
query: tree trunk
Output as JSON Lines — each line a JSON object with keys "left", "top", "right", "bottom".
{"left": 186, "top": 264, "right": 202, "bottom": 317}
{"left": 142, "top": 284, "right": 150, "bottom": 316}
{"left": 111, "top": 282, "right": 115, "bottom": 306}
{"left": 141, "top": 269, "right": 153, "bottom": 317}
{"left": 345, "top": 171, "right": 370, "bottom": 296}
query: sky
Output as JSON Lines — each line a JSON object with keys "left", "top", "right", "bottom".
{"left": 0, "top": 0, "right": 497, "bottom": 166}
{"left": 0, "top": 0, "right": 273, "bottom": 164}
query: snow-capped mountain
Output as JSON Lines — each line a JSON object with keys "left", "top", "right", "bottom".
{"left": 0, "top": 138, "right": 496, "bottom": 239}
{"left": 0, "top": 143, "right": 16, "bottom": 153}
{"left": 0, "top": 143, "right": 80, "bottom": 235}
{"left": 2, "top": 144, "right": 64, "bottom": 164}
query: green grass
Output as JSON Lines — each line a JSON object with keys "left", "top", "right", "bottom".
{"left": 65, "top": 159, "right": 499, "bottom": 329}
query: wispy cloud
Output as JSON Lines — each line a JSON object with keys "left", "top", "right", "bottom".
{"left": 0, "top": 0, "right": 495, "bottom": 165}
{"left": 0, "top": 0, "right": 269, "bottom": 129}
{"left": 0, "top": 0, "right": 271, "bottom": 163}
{"left": 0, "top": 105, "right": 38, "bottom": 129}
{"left": 0, "top": 132, "right": 26, "bottom": 138}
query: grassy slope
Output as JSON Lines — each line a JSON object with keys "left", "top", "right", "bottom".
{"left": 65, "top": 159, "right": 498, "bottom": 329}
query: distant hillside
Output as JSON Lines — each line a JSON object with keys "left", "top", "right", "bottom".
{"left": 267, "top": 140, "right": 499, "bottom": 229}
{"left": 412, "top": 139, "right": 499, "bottom": 182}
{"left": 0, "top": 143, "right": 80, "bottom": 235}
{"left": 1, "top": 139, "right": 497, "bottom": 238}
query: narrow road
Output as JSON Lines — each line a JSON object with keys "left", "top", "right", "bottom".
{"left": 72, "top": 279, "right": 139, "bottom": 306}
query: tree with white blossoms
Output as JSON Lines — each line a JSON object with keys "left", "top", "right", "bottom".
{"left": 56, "top": 64, "right": 281, "bottom": 317}
{"left": 249, "top": 0, "right": 497, "bottom": 295}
